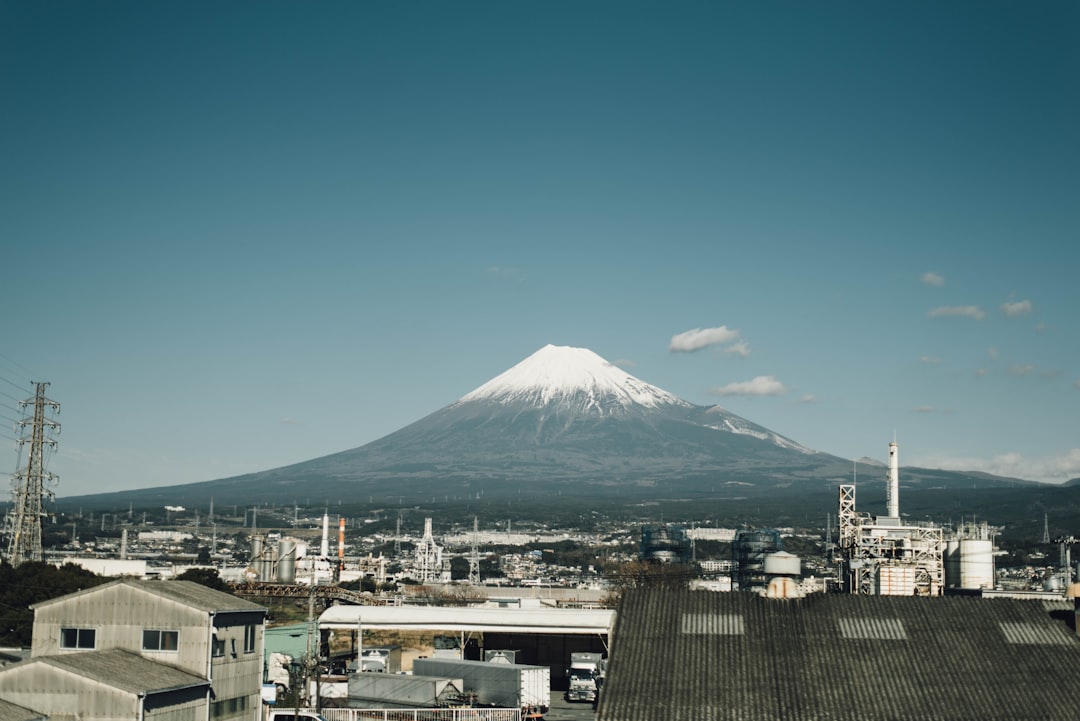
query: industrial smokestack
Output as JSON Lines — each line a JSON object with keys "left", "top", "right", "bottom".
{"left": 321, "top": 513, "right": 330, "bottom": 558}
{"left": 338, "top": 517, "right": 345, "bottom": 569}
{"left": 887, "top": 441, "right": 900, "bottom": 518}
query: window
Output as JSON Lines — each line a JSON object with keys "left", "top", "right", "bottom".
{"left": 212, "top": 637, "right": 226, "bottom": 657}
{"left": 60, "top": 627, "right": 96, "bottom": 649}
{"left": 142, "top": 629, "right": 179, "bottom": 651}
{"left": 244, "top": 624, "right": 256, "bottom": 654}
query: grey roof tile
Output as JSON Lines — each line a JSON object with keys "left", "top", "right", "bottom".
{"left": 599, "top": 589, "right": 1080, "bottom": 721}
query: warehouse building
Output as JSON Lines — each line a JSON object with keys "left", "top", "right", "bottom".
{"left": 597, "top": 588, "right": 1080, "bottom": 721}
{"left": 0, "top": 579, "right": 266, "bottom": 721}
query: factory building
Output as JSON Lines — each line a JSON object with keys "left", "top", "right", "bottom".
{"left": 838, "top": 442, "right": 945, "bottom": 595}
{"left": 597, "top": 588, "right": 1080, "bottom": 721}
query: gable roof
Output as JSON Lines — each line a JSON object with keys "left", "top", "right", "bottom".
{"left": 8, "top": 648, "right": 209, "bottom": 696}
{"left": 599, "top": 589, "right": 1080, "bottom": 721}
{"left": 31, "top": 578, "right": 265, "bottom": 614}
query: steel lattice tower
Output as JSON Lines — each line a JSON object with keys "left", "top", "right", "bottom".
{"left": 5, "top": 382, "right": 60, "bottom": 565}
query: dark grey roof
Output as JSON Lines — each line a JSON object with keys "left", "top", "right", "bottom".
{"left": 599, "top": 589, "right": 1080, "bottom": 721}
{"left": 0, "top": 699, "right": 47, "bottom": 721}
{"left": 39, "top": 648, "right": 209, "bottom": 695}
{"left": 31, "top": 578, "right": 265, "bottom": 614}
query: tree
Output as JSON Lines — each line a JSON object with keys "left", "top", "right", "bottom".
{"left": 176, "top": 567, "right": 231, "bottom": 593}
{"left": 0, "top": 561, "right": 109, "bottom": 647}
{"left": 601, "top": 560, "right": 696, "bottom": 607}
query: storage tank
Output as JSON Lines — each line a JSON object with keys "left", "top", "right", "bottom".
{"left": 732, "top": 529, "right": 782, "bottom": 591}
{"left": 943, "top": 539, "right": 961, "bottom": 588}
{"left": 764, "top": 551, "right": 800, "bottom": 577}
{"left": 958, "top": 538, "right": 994, "bottom": 589}
{"left": 277, "top": 539, "right": 297, "bottom": 583}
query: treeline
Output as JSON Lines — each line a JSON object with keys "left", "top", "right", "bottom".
{"left": 0, "top": 561, "right": 109, "bottom": 647}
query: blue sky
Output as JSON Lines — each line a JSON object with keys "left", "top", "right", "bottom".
{"left": 2, "top": 1, "right": 1077, "bottom": 496}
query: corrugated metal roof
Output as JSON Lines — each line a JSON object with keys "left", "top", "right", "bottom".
{"left": 38, "top": 648, "right": 209, "bottom": 695}
{"left": 319, "top": 604, "right": 613, "bottom": 634}
{"left": 599, "top": 590, "right": 1080, "bottom": 721}
{"left": 0, "top": 699, "right": 47, "bottom": 721}
{"left": 31, "top": 578, "right": 265, "bottom": 613}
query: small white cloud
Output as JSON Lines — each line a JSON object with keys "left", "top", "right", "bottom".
{"left": 612, "top": 358, "right": 636, "bottom": 369}
{"left": 280, "top": 417, "right": 303, "bottom": 426}
{"left": 974, "top": 368, "right": 987, "bottom": 377}
{"left": 1035, "top": 322, "right": 1047, "bottom": 333}
{"left": 1001, "top": 299, "right": 1033, "bottom": 317}
{"left": 928, "top": 305, "right": 986, "bottom": 320}
{"left": 723, "top": 341, "right": 751, "bottom": 358}
{"left": 921, "top": 271, "right": 945, "bottom": 287}
{"left": 710, "top": 375, "right": 788, "bottom": 397}
{"left": 799, "top": 394, "right": 818, "bottom": 404}
{"left": 920, "top": 356, "right": 942, "bottom": 365}
{"left": 914, "top": 405, "right": 937, "bottom": 413}
{"left": 670, "top": 326, "right": 740, "bottom": 353}
{"left": 1009, "top": 364, "right": 1035, "bottom": 376}
{"left": 1040, "top": 369, "right": 1062, "bottom": 380}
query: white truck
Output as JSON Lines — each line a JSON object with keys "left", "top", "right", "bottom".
{"left": 565, "top": 652, "right": 605, "bottom": 703}
{"left": 413, "top": 657, "right": 550, "bottom": 712}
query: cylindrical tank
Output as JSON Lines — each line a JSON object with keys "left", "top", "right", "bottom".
{"left": 277, "top": 539, "right": 297, "bottom": 583}
{"left": 764, "top": 551, "right": 800, "bottom": 577}
{"left": 958, "top": 539, "right": 994, "bottom": 589}
{"left": 944, "top": 539, "right": 961, "bottom": 588}
{"left": 251, "top": 535, "right": 264, "bottom": 564}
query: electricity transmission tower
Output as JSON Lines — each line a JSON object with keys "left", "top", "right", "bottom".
{"left": 4, "top": 382, "right": 60, "bottom": 565}
{"left": 468, "top": 516, "right": 480, "bottom": 584}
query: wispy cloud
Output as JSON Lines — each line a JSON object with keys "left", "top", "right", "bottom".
{"left": 921, "top": 271, "right": 945, "bottom": 287}
{"left": 486, "top": 265, "right": 525, "bottom": 283}
{"left": 1001, "top": 299, "right": 1033, "bottom": 317}
{"left": 723, "top": 340, "right": 751, "bottom": 358}
{"left": 920, "top": 356, "right": 942, "bottom": 365}
{"left": 798, "top": 394, "right": 818, "bottom": 404}
{"left": 919, "top": 449, "right": 1080, "bottom": 484}
{"left": 987, "top": 347, "right": 999, "bottom": 360}
{"left": 280, "top": 417, "right": 303, "bottom": 426}
{"left": 1074, "top": 379, "right": 1080, "bottom": 390}
{"left": 928, "top": 305, "right": 985, "bottom": 320}
{"left": 1009, "top": 364, "right": 1035, "bottom": 376}
{"left": 612, "top": 358, "right": 635, "bottom": 369}
{"left": 670, "top": 326, "right": 740, "bottom": 353}
{"left": 710, "top": 375, "right": 788, "bottom": 397}
{"left": 914, "top": 405, "right": 937, "bottom": 413}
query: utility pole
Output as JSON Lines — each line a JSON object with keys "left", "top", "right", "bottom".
{"left": 4, "top": 382, "right": 60, "bottom": 565}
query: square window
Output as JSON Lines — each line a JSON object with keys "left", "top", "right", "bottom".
{"left": 142, "top": 629, "right": 179, "bottom": 651}
{"left": 60, "top": 627, "right": 95, "bottom": 649}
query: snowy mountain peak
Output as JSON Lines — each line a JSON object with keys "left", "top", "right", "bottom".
{"left": 458, "top": 344, "right": 689, "bottom": 410}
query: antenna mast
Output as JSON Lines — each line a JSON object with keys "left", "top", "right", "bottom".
{"left": 4, "top": 382, "right": 61, "bottom": 565}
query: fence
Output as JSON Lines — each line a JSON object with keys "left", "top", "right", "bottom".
{"left": 318, "top": 708, "right": 521, "bottom": 721}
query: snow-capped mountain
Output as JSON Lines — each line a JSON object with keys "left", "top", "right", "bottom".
{"left": 458, "top": 344, "right": 689, "bottom": 412}
{"left": 64, "top": 344, "right": 1044, "bottom": 507}
{"left": 168, "top": 344, "right": 857, "bottom": 502}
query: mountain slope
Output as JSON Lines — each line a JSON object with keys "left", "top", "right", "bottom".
{"left": 62, "top": 344, "right": 1040, "bottom": 506}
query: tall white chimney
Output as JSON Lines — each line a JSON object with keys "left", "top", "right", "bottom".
{"left": 887, "top": 441, "right": 900, "bottom": 518}
{"left": 321, "top": 513, "right": 330, "bottom": 558}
